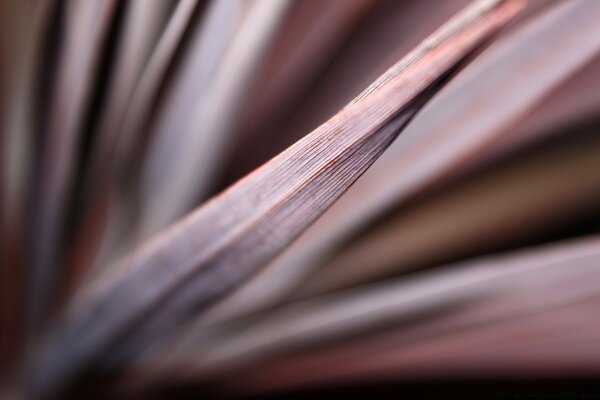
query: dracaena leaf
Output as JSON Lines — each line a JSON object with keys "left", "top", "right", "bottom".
{"left": 29, "top": 0, "right": 523, "bottom": 396}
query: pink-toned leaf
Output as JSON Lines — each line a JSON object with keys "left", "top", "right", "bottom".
{"left": 28, "top": 1, "right": 523, "bottom": 396}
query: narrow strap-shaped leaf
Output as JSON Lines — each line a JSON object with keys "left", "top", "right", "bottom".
{"left": 28, "top": 0, "right": 119, "bottom": 332}
{"left": 202, "top": 0, "right": 600, "bottom": 326}
{"left": 223, "top": 300, "right": 600, "bottom": 396}
{"left": 499, "top": 53, "right": 600, "bottom": 156}
{"left": 221, "top": 237, "right": 600, "bottom": 368}
{"left": 62, "top": 0, "right": 173, "bottom": 296}
{"left": 89, "top": 0, "right": 172, "bottom": 178}
{"left": 135, "top": 0, "right": 244, "bottom": 238}
{"left": 223, "top": 0, "right": 377, "bottom": 182}
{"left": 155, "top": 235, "right": 600, "bottom": 391}
{"left": 0, "top": 0, "right": 39, "bottom": 369}
{"left": 29, "top": 1, "right": 523, "bottom": 396}
{"left": 138, "top": 0, "right": 291, "bottom": 238}
{"left": 88, "top": 0, "right": 201, "bottom": 275}
{"left": 296, "top": 130, "right": 600, "bottom": 298}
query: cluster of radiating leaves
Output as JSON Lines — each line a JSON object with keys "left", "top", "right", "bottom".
{"left": 1, "top": 0, "right": 600, "bottom": 399}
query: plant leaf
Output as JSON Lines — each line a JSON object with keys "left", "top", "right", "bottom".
{"left": 156, "top": 235, "right": 600, "bottom": 395}
{"left": 28, "top": 0, "right": 119, "bottom": 330}
{"left": 295, "top": 128, "right": 600, "bottom": 298}
{"left": 201, "top": 0, "right": 600, "bottom": 326}
{"left": 29, "top": 0, "right": 523, "bottom": 396}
